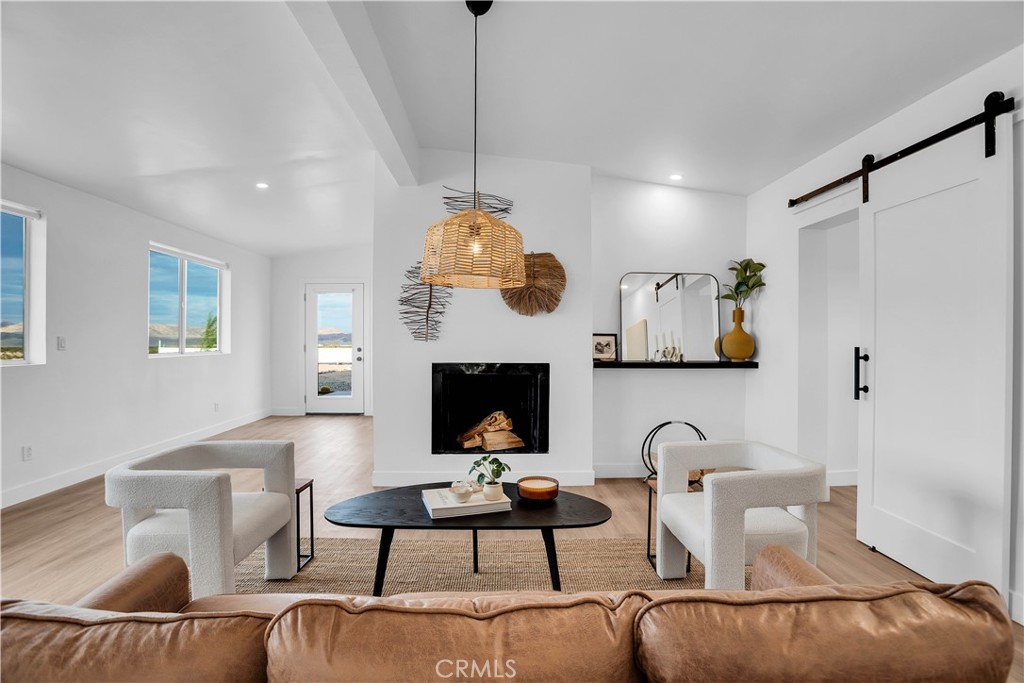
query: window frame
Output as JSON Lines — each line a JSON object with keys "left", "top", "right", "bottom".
{"left": 1, "top": 200, "right": 45, "bottom": 367}
{"left": 147, "top": 242, "right": 229, "bottom": 357}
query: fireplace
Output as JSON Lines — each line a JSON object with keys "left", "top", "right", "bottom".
{"left": 432, "top": 363, "right": 550, "bottom": 455}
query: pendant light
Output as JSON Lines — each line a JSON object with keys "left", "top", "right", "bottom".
{"left": 420, "top": 1, "right": 525, "bottom": 289}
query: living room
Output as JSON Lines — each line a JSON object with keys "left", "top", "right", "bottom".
{"left": 2, "top": 1, "right": 1023, "bottom": 681}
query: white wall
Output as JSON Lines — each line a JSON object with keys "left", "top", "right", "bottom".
{"left": 1011, "top": 106, "right": 1023, "bottom": 624}
{"left": 372, "top": 149, "right": 594, "bottom": 486}
{"left": 745, "top": 46, "right": 1023, "bottom": 622}
{"left": 824, "top": 222, "right": 859, "bottom": 482}
{"left": 797, "top": 219, "right": 858, "bottom": 483}
{"left": 0, "top": 164, "right": 272, "bottom": 506}
{"left": 270, "top": 246, "right": 373, "bottom": 415}
{"left": 591, "top": 176, "right": 748, "bottom": 477}
{"left": 797, "top": 228, "right": 828, "bottom": 465}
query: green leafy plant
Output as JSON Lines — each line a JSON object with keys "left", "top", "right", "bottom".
{"left": 468, "top": 455, "right": 511, "bottom": 485}
{"left": 721, "top": 258, "right": 766, "bottom": 310}
{"left": 199, "top": 313, "right": 218, "bottom": 351}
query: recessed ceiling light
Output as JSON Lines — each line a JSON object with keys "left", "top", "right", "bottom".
{"left": 255, "top": 182, "right": 269, "bottom": 190}
{"left": 669, "top": 174, "right": 683, "bottom": 181}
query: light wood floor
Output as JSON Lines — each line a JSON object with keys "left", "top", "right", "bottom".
{"left": 2, "top": 415, "right": 1020, "bottom": 679}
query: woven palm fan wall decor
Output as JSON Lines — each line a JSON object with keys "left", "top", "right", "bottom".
{"left": 501, "top": 252, "right": 566, "bottom": 316}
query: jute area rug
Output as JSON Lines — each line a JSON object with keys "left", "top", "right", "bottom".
{"left": 236, "top": 537, "right": 749, "bottom": 596}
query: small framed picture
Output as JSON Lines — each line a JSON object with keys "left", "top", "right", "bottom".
{"left": 592, "top": 333, "right": 618, "bottom": 361}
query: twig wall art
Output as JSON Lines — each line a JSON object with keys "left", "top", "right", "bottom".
{"left": 442, "top": 185, "right": 513, "bottom": 218}
{"left": 398, "top": 261, "right": 453, "bottom": 341}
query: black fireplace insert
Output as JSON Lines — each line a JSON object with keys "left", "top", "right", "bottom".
{"left": 432, "top": 363, "right": 550, "bottom": 455}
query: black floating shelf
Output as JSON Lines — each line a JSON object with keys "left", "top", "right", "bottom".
{"left": 594, "top": 360, "right": 758, "bottom": 369}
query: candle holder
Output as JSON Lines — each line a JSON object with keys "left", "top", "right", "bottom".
{"left": 516, "top": 476, "right": 559, "bottom": 504}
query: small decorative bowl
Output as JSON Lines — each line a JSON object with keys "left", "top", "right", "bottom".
{"left": 449, "top": 481, "right": 478, "bottom": 503}
{"left": 516, "top": 476, "right": 559, "bottom": 503}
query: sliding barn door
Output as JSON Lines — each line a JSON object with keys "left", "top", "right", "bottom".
{"left": 857, "top": 115, "right": 1013, "bottom": 598}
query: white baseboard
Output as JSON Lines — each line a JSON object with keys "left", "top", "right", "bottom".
{"left": 272, "top": 406, "right": 305, "bottom": 416}
{"left": 1, "top": 409, "right": 272, "bottom": 508}
{"left": 1011, "top": 589, "right": 1023, "bottom": 625}
{"left": 827, "top": 469, "right": 857, "bottom": 487}
{"left": 594, "top": 463, "right": 650, "bottom": 479}
{"left": 371, "top": 469, "right": 596, "bottom": 488}
{"left": 273, "top": 407, "right": 374, "bottom": 417}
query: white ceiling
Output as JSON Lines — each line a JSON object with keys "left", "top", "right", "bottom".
{"left": 366, "top": 1, "right": 1023, "bottom": 195}
{"left": 1, "top": 2, "right": 376, "bottom": 256}
{"left": 2, "top": 2, "right": 1021, "bottom": 255}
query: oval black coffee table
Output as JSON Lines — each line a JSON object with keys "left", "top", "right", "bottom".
{"left": 325, "top": 482, "right": 611, "bottom": 596}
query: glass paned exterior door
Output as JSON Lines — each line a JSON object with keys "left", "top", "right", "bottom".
{"left": 305, "top": 284, "right": 364, "bottom": 413}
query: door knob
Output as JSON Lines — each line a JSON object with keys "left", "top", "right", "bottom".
{"left": 357, "top": 347, "right": 362, "bottom": 352}
{"left": 356, "top": 356, "right": 363, "bottom": 362}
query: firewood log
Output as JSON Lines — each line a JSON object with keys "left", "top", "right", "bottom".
{"left": 481, "top": 430, "right": 524, "bottom": 451}
{"left": 457, "top": 411, "right": 513, "bottom": 444}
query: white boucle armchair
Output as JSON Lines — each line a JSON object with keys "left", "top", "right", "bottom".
{"left": 655, "top": 440, "right": 828, "bottom": 590}
{"left": 105, "top": 440, "right": 296, "bottom": 598}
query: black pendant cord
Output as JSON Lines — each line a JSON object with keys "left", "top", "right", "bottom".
{"left": 473, "top": 14, "right": 479, "bottom": 210}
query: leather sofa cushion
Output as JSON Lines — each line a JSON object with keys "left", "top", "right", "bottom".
{"left": 75, "top": 553, "right": 191, "bottom": 613}
{"left": 265, "top": 592, "right": 650, "bottom": 683}
{"left": 1, "top": 599, "right": 272, "bottom": 683}
{"left": 184, "top": 590, "right": 608, "bottom": 616}
{"left": 750, "top": 543, "right": 836, "bottom": 590}
{"left": 184, "top": 592, "right": 331, "bottom": 616}
{"left": 635, "top": 581, "right": 1015, "bottom": 683}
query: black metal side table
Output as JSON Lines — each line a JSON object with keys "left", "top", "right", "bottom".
{"left": 642, "top": 421, "right": 706, "bottom": 570}
{"left": 295, "top": 478, "right": 314, "bottom": 571}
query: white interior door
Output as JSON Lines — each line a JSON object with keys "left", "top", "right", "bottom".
{"left": 305, "top": 284, "right": 364, "bottom": 414}
{"left": 857, "top": 116, "right": 1013, "bottom": 598}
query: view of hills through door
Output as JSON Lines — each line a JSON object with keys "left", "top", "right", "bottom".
{"left": 305, "top": 284, "right": 364, "bottom": 414}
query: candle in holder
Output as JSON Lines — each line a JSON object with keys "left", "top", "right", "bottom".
{"left": 517, "top": 476, "right": 559, "bottom": 502}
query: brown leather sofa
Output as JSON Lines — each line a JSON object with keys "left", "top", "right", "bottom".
{"left": 1, "top": 545, "right": 1014, "bottom": 682}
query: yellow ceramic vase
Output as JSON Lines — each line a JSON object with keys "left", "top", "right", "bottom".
{"left": 722, "top": 308, "right": 755, "bottom": 362}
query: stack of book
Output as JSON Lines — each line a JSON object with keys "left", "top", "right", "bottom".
{"left": 421, "top": 488, "right": 512, "bottom": 519}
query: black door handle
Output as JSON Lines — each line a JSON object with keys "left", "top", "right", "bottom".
{"left": 854, "top": 347, "right": 870, "bottom": 400}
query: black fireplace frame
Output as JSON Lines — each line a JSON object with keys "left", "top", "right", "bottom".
{"left": 431, "top": 363, "right": 550, "bottom": 455}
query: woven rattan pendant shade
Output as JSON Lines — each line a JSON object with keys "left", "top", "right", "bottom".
{"left": 421, "top": 208, "right": 525, "bottom": 288}
{"left": 419, "top": 1, "right": 524, "bottom": 290}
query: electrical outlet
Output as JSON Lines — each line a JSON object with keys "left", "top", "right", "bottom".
{"left": 56, "top": 336, "right": 67, "bottom": 351}
{"left": 213, "top": 402, "right": 220, "bottom": 413}
{"left": 21, "top": 446, "right": 33, "bottom": 462}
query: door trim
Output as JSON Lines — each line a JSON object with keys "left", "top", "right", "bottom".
{"left": 304, "top": 283, "right": 365, "bottom": 414}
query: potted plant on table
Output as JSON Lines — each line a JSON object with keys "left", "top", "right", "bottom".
{"left": 469, "top": 455, "right": 511, "bottom": 501}
{"left": 721, "top": 258, "right": 766, "bottom": 362}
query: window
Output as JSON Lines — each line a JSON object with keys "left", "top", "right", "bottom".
{"left": 1, "top": 201, "right": 44, "bottom": 364}
{"left": 148, "top": 244, "right": 227, "bottom": 355}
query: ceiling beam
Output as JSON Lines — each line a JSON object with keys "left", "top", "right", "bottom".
{"left": 287, "top": 1, "right": 419, "bottom": 186}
